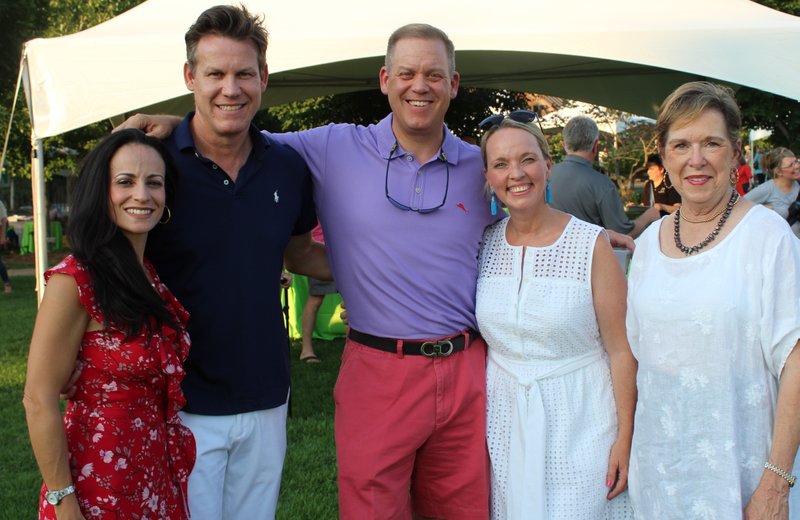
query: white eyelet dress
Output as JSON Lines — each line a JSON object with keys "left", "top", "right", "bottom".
{"left": 476, "top": 216, "right": 632, "bottom": 520}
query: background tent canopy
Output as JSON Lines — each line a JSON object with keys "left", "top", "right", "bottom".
{"left": 18, "top": 0, "right": 800, "bottom": 303}
{"left": 22, "top": 0, "right": 800, "bottom": 140}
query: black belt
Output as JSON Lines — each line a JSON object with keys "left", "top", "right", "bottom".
{"left": 348, "top": 329, "right": 478, "bottom": 357}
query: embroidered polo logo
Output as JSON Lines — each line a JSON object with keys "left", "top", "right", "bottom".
{"left": 274, "top": 190, "right": 279, "bottom": 203}
{"left": 457, "top": 203, "right": 468, "bottom": 214}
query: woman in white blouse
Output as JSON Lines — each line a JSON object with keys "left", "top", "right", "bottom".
{"left": 475, "top": 112, "right": 637, "bottom": 519}
{"left": 627, "top": 81, "right": 800, "bottom": 519}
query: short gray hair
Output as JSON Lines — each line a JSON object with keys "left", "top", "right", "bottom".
{"left": 562, "top": 115, "right": 599, "bottom": 153}
{"left": 385, "top": 23, "right": 455, "bottom": 77}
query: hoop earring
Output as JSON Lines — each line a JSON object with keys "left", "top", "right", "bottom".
{"left": 545, "top": 180, "right": 552, "bottom": 204}
{"left": 489, "top": 188, "right": 497, "bottom": 216}
{"left": 663, "top": 171, "right": 673, "bottom": 189}
{"left": 159, "top": 206, "right": 172, "bottom": 224}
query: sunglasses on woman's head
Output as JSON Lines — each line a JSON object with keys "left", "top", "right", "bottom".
{"left": 479, "top": 110, "right": 542, "bottom": 132}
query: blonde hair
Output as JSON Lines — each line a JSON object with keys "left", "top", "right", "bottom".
{"left": 656, "top": 81, "right": 741, "bottom": 150}
{"left": 480, "top": 118, "right": 551, "bottom": 169}
{"left": 763, "top": 147, "right": 796, "bottom": 179}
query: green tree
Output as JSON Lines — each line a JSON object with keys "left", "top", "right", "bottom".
{"left": 0, "top": 0, "right": 48, "bottom": 92}
{"left": 754, "top": 0, "right": 800, "bottom": 15}
{"left": 44, "top": 0, "right": 144, "bottom": 36}
{"left": 0, "top": 0, "right": 48, "bottom": 207}
{"left": 0, "top": 0, "right": 145, "bottom": 209}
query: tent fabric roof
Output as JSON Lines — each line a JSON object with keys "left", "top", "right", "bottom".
{"left": 22, "top": 0, "right": 800, "bottom": 139}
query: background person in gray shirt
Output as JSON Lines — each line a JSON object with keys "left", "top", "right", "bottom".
{"left": 550, "top": 115, "right": 660, "bottom": 238}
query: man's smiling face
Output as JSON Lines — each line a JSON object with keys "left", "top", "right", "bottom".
{"left": 184, "top": 34, "right": 268, "bottom": 140}
{"left": 380, "top": 37, "right": 459, "bottom": 145}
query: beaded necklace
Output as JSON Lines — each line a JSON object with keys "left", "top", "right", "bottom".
{"left": 673, "top": 191, "right": 739, "bottom": 256}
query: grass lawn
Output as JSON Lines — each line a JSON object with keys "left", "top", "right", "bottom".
{"left": 0, "top": 271, "right": 342, "bottom": 519}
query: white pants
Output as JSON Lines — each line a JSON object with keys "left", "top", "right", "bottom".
{"left": 180, "top": 404, "right": 288, "bottom": 520}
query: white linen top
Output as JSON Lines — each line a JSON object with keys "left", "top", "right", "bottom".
{"left": 626, "top": 205, "right": 800, "bottom": 518}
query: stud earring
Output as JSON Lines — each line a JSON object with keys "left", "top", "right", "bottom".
{"left": 490, "top": 188, "right": 497, "bottom": 216}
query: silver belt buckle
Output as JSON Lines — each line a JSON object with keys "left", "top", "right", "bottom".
{"left": 420, "top": 339, "right": 454, "bottom": 357}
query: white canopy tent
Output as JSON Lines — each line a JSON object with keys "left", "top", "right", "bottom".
{"left": 19, "top": 0, "right": 800, "bottom": 300}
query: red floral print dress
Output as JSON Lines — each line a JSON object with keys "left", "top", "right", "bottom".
{"left": 39, "top": 256, "right": 195, "bottom": 519}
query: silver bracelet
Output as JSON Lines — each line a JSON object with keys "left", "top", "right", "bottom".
{"left": 764, "top": 461, "right": 797, "bottom": 488}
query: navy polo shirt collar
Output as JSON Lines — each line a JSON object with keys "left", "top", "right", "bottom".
{"left": 174, "top": 111, "right": 270, "bottom": 163}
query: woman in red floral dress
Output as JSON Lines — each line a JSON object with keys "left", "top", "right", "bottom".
{"left": 23, "top": 129, "right": 195, "bottom": 519}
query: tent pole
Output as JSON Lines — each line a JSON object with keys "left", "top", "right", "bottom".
{"left": 22, "top": 49, "right": 49, "bottom": 305}
{"left": 31, "top": 138, "right": 47, "bottom": 305}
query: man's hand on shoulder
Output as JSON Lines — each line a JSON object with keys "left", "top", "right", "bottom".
{"left": 113, "top": 114, "right": 182, "bottom": 139}
{"left": 58, "top": 360, "right": 84, "bottom": 401}
{"left": 606, "top": 230, "right": 634, "bottom": 252}
{"left": 280, "top": 271, "right": 293, "bottom": 289}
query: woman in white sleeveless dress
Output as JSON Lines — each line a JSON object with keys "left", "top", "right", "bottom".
{"left": 475, "top": 113, "right": 637, "bottom": 519}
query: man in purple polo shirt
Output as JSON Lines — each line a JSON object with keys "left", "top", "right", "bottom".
{"left": 120, "top": 21, "right": 632, "bottom": 519}
{"left": 275, "top": 26, "right": 497, "bottom": 519}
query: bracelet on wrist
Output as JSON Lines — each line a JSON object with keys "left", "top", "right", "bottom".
{"left": 764, "top": 461, "right": 797, "bottom": 488}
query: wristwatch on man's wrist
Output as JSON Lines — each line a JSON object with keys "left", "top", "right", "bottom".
{"left": 45, "top": 484, "right": 75, "bottom": 505}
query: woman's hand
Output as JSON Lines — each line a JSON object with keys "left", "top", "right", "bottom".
{"left": 606, "top": 437, "right": 631, "bottom": 500}
{"left": 747, "top": 342, "right": 800, "bottom": 519}
{"left": 54, "top": 496, "right": 87, "bottom": 520}
{"left": 744, "top": 474, "right": 789, "bottom": 519}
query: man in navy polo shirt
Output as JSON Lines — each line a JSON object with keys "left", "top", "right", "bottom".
{"left": 143, "top": 6, "right": 329, "bottom": 519}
